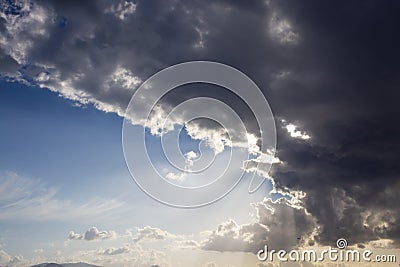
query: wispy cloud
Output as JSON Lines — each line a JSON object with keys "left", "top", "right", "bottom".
{"left": 0, "top": 171, "right": 125, "bottom": 221}
{"left": 68, "top": 227, "right": 117, "bottom": 241}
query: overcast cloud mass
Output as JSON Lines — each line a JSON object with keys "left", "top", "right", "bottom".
{"left": 1, "top": 0, "right": 400, "bottom": 262}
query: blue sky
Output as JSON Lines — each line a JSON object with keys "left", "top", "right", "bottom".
{"left": 0, "top": 80, "right": 275, "bottom": 265}
{"left": 0, "top": 81, "right": 124, "bottom": 190}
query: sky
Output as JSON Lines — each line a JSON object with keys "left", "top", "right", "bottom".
{"left": 0, "top": 0, "right": 400, "bottom": 266}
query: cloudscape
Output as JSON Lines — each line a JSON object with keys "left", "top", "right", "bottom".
{"left": 0, "top": 0, "right": 399, "bottom": 266}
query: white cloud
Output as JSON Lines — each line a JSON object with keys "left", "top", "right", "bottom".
{"left": 0, "top": 249, "right": 11, "bottom": 264}
{"left": 165, "top": 150, "right": 199, "bottom": 182}
{"left": 68, "top": 227, "right": 117, "bottom": 241}
{"left": 175, "top": 240, "right": 200, "bottom": 250}
{"left": 202, "top": 198, "right": 317, "bottom": 252}
{"left": 133, "top": 226, "right": 176, "bottom": 243}
{"left": 243, "top": 151, "right": 281, "bottom": 178}
{"left": 165, "top": 171, "right": 186, "bottom": 181}
{"left": 185, "top": 122, "right": 231, "bottom": 154}
{"left": 185, "top": 150, "right": 198, "bottom": 164}
{"left": 101, "top": 245, "right": 131, "bottom": 255}
{"left": 281, "top": 120, "right": 311, "bottom": 140}
{"left": 0, "top": 249, "right": 26, "bottom": 267}
{"left": 105, "top": 1, "right": 137, "bottom": 21}
{"left": 286, "top": 124, "right": 310, "bottom": 139}
{"left": 201, "top": 218, "right": 264, "bottom": 253}
{"left": 105, "top": 66, "right": 141, "bottom": 91}
{"left": 69, "top": 245, "right": 169, "bottom": 267}
{"left": 204, "top": 262, "right": 218, "bottom": 267}
{"left": 269, "top": 12, "right": 300, "bottom": 44}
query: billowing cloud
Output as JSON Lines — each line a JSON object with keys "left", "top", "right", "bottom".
{"left": 68, "top": 227, "right": 117, "bottom": 241}
{"left": 0, "top": 0, "right": 270, "bottom": 154}
{"left": 175, "top": 240, "right": 200, "bottom": 250}
{"left": 101, "top": 245, "right": 131, "bottom": 255}
{"left": 202, "top": 198, "right": 317, "bottom": 252}
{"left": 132, "top": 226, "right": 176, "bottom": 243}
{"left": 0, "top": 249, "right": 26, "bottom": 267}
{"left": 268, "top": 12, "right": 299, "bottom": 44}
{"left": 0, "top": 249, "right": 12, "bottom": 264}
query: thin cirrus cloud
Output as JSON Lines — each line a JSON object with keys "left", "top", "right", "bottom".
{"left": 101, "top": 245, "right": 131, "bottom": 256}
{"left": 0, "top": 171, "right": 125, "bottom": 222}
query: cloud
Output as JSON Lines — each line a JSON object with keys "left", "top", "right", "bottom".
{"left": 268, "top": 12, "right": 299, "bottom": 44}
{"left": 68, "top": 227, "right": 117, "bottom": 241}
{"left": 105, "top": 1, "right": 137, "bottom": 21}
{"left": 0, "top": 249, "right": 11, "bottom": 264}
{"left": 201, "top": 219, "right": 255, "bottom": 252}
{"left": 202, "top": 198, "right": 317, "bottom": 253}
{"left": 34, "top": 249, "right": 44, "bottom": 254}
{"left": 281, "top": 120, "right": 310, "bottom": 140}
{"left": 204, "top": 262, "right": 218, "bottom": 267}
{"left": 132, "top": 226, "right": 176, "bottom": 243}
{"left": 101, "top": 245, "right": 131, "bottom": 255}
{"left": 0, "top": 171, "right": 124, "bottom": 221}
{"left": 175, "top": 240, "right": 200, "bottom": 250}
{"left": 261, "top": 0, "right": 400, "bottom": 247}
{"left": 68, "top": 245, "right": 169, "bottom": 267}
{"left": 0, "top": 249, "right": 26, "bottom": 267}
{"left": 0, "top": 0, "right": 205, "bottom": 119}
{"left": 0, "top": 0, "right": 269, "bottom": 155}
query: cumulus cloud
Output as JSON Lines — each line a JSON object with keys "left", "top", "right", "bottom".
{"left": 0, "top": 0, "right": 272, "bottom": 157}
{"left": 268, "top": 12, "right": 299, "bottom": 44}
{"left": 202, "top": 198, "right": 317, "bottom": 253}
{"left": 204, "top": 262, "right": 218, "bottom": 267}
{"left": 132, "top": 226, "right": 176, "bottom": 243}
{"left": 0, "top": 0, "right": 205, "bottom": 119}
{"left": 68, "top": 227, "right": 117, "bottom": 241}
{"left": 52, "top": 244, "right": 169, "bottom": 267}
{"left": 0, "top": 249, "right": 26, "bottom": 267}
{"left": 175, "top": 240, "right": 200, "bottom": 250}
{"left": 202, "top": 219, "right": 257, "bottom": 252}
{"left": 281, "top": 120, "right": 310, "bottom": 140}
{"left": 164, "top": 150, "right": 199, "bottom": 182}
{"left": 0, "top": 249, "right": 12, "bottom": 264}
{"left": 101, "top": 245, "right": 131, "bottom": 255}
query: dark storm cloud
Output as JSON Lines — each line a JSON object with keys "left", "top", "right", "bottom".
{"left": 1, "top": 0, "right": 400, "bottom": 249}
{"left": 265, "top": 0, "right": 400, "bottom": 246}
